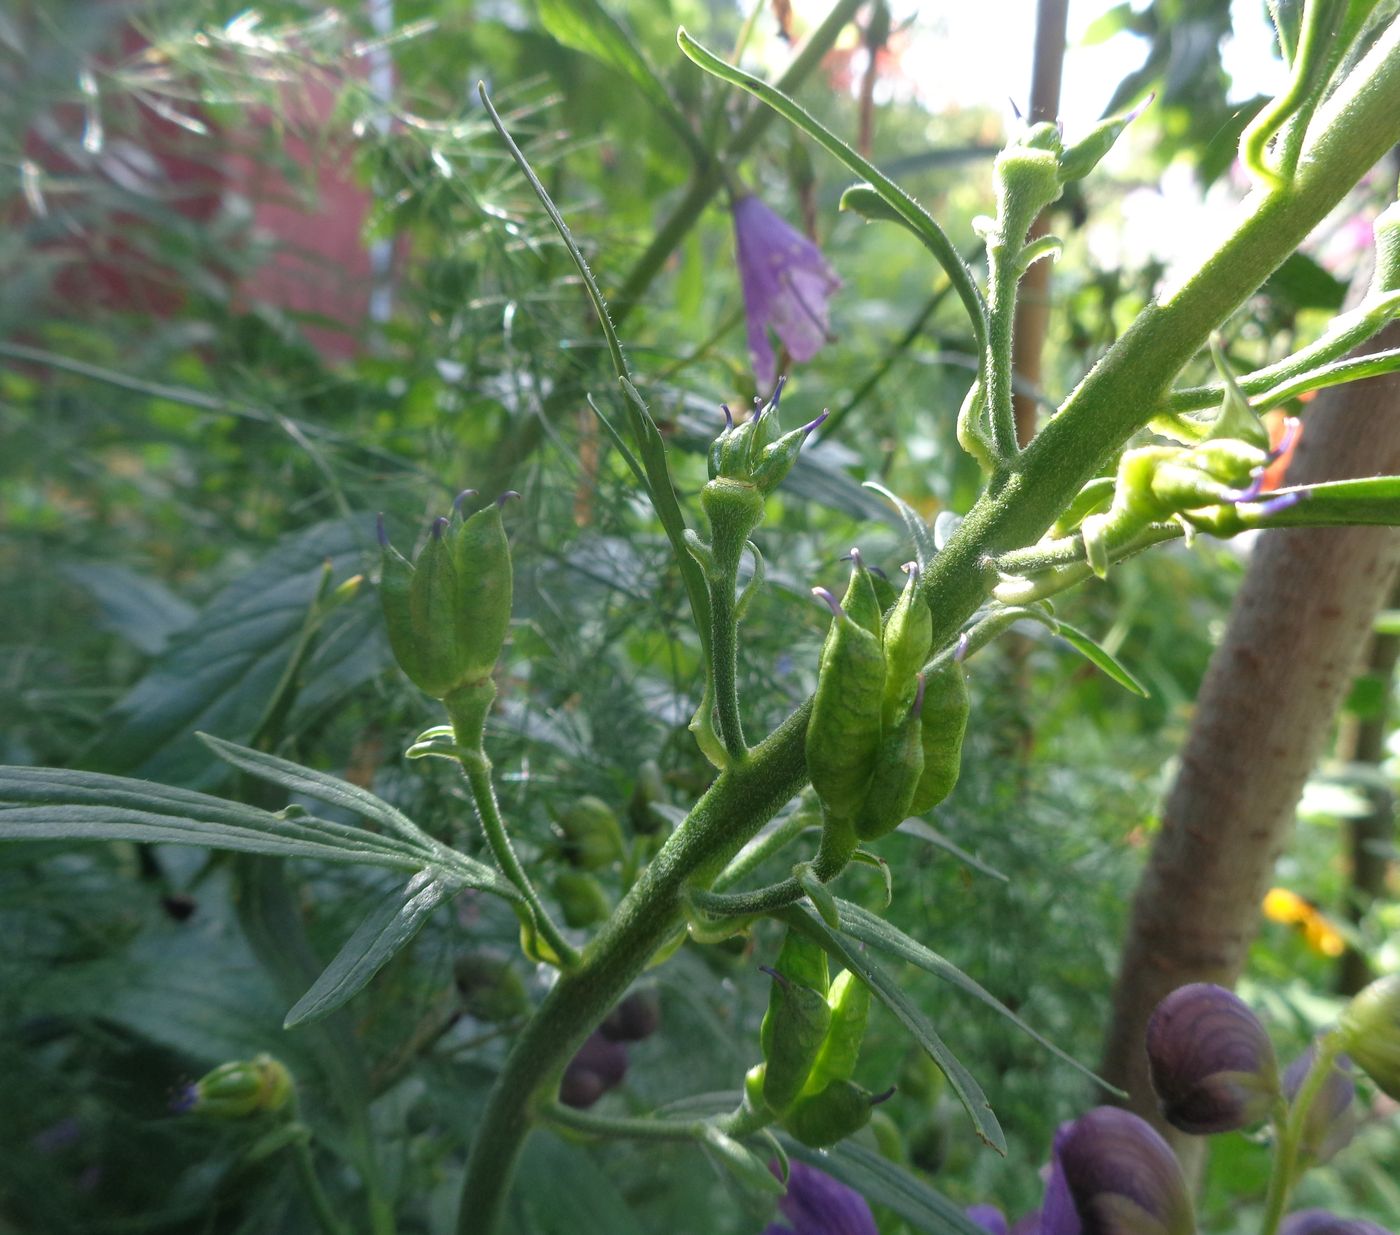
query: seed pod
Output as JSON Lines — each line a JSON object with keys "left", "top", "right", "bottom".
{"left": 1339, "top": 974, "right": 1400, "bottom": 1100}
{"left": 855, "top": 684, "right": 926, "bottom": 841}
{"left": 448, "top": 501, "right": 514, "bottom": 683}
{"left": 909, "top": 663, "right": 969, "bottom": 815}
{"left": 807, "top": 590, "right": 886, "bottom": 823}
{"left": 838, "top": 550, "right": 884, "bottom": 637}
{"left": 627, "top": 760, "right": 667, "bottom": 835}
{"left": 782, "top": 1079, "right": 876, "bottom": 1147}
{"left": 553, "top": 796, "right": 626, "bottom": 870}
{"left": 881, "top": 564, "right": 933, "bottom": 728}
{"left": 552, "top": 870, "right": 611, "bottom": 928}
{"left": 804, "top": 969, "right": 873, "bottom": 1095}
{"left": 760, "top": 966, "right": 832, "bottom": 1115}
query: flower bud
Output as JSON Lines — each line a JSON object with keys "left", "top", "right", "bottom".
{"left": 1283, "top": 1045, "right": 1355, "bottom": 1166}
{"left": 1145, "top": 983, "right": 1280, "bottom": 1133}
{"left": 599, "top": 988, "right": 661, "bottom": 1043}
{"left": 173, "top": 1054, "right": 293, "bottom": 1120}
{"left": 559, "top": 1032, "right": 628, "bottom": 1109}
{"left": 967, "top": 1206, "right": 1010, "bottom": 1235}
{"left": 781, "top": 1078, "right": 879, "bottom": 1148}
{"left": 1280, "top": 1212, "right": 1391, "bottom": 1235}
{"left": 1339, "top": 974, "right": 1400, "bottom": 1100}
{"left": 552, "top": 870, "right": 612, "bottom": 928}
{"left": 1057, "top": 1107, "right": 1195, "bottom": 1235}
{"left": 377, "top": 497, "right": 512, "bottom": 700}
{"left": 766, "top": 1160, "right": 877, "bottom": 1235}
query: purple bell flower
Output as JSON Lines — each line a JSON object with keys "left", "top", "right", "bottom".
{"left": 732, "top": 194, "right": 841, "bottom": 388}
{"left": 1280, "top": 1211, "right": 1392, "bottom": 1235}
{"left": 1056, "top": 1107, "right": 1195, "bottom": 1235}
{"left": 1145, "top": 983, "right": 1280, "bottom": 1134}
{"left": 1283, "top": 1045, "right": 1356, "bottom": 1165}
{"left": 761, "top": 1160, "right": 876, "bottom": 1235}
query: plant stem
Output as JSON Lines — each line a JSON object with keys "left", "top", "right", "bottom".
{"left": 1259, "top": 1034, "right": 1344, "bottom": 1235}
{"left": 541, "top": 1103, "right": 710, "bottom": 1142}
{"left": 291, "top": 1133, "right": 354, "bottom": 1235}
{"left": 455, "top": 703, "right": 811, "bottom": 1234}
{"left": 454, "top": 745, "right": 580, "bottom": 969}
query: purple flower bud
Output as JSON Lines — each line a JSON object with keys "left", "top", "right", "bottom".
{"left": 967, "top": 1206, "right": 1009, "bottom": 1235}
{"left": 1056, "top": 1107, "right": 1194, "bottom": 1235}
{"left": 1283, "top": 1045, "right": 1355, "bottom": 1165}
{"left": 732, "top": 195, "right": 841, "bottom": 388}
{"left": 1145, "top": 983, "right": 1280, "bottom": 1133}
{"left": 558, "top": 1032, "right": 628, "bottom": 1110}
{"left": 1280, "top": 1212, "right": 1391, "bottom": 1235}
{"left": 762, "top": 1160, "right": 877, "bottom": 1235}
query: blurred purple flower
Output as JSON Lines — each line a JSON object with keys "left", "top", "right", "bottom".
{"left": 1146, "top": 983, "right": 1279, "bottom": 1134}
{"left": 1280, "top": 1211, "right": 1391, "bottom": 1235}
{"left": 732, "top": 194, "right": 841, "bottom": 388}
{"left": 761, "top": 1160, "right": 876, "bottom": 1235}
{"left": 1283, "top": 1045, "right": 1356, "bottom": 1166}
{"left": 968, "top": 1206, "right": 1010, "bottom": 1235}
{"left": 1057, "top": 1107, "right": 1195, "bottom": 1235}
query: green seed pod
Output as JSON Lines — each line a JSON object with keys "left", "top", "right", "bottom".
{"left": 1339, "top": 974, "right": 1400, "bottom": 1100}
{"left": 760, "top": 932, "right": 830, "bottom": 1064}
{"left": 554, "top": 796, "right": 626, "bottom": 870}
{"left": 804, "top": 969, "right": 873, "bottom": 1095}
{"left": 176, "top": 1054, "right": 293, "bottom": 1119}
{"left": 807, "top": 589, "right": 887, "bottom": 823}
{"left": 781, "top": 1079, "right": 876, "bottom": 1148}
{"left": 627, "top": 760, "right": 668, "bottom": 835}
{"left": 552, "top": 870, "right": 612, "bottom": 928}
{"left": 760, "top": 966, "right": 832, "bottom": 1115}
{"left": 909, "top": 664, "right": 969, "bottom": 815}
{"left": 377, "top": 495, "right": 514, "bottom": 700}
{"left": 855, "top": 685, "right": 926, "bottom": 841}
{"left": 881, "top": 564, "right": 933, "bottom": 728}
{"left": 1057, "top": 105, "right": 1139, "bottom": 183}
{"left": 454, "top": 949, "right": 531, "bottom": 1023}
{"left": 838, "top": 549, "right": 884, "bottom": 637}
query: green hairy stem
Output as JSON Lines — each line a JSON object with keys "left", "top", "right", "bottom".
{"left": 454, "top": 19, "right": 1400, "bottom": 1231}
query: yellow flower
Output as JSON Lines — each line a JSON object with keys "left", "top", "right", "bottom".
{"left": 1263, "top": 887, "right": 1345, "bottom": 957}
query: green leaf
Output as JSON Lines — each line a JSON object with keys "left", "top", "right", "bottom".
{"left": 1235, "top": 476, "right": 1400, "bottom": 528}
{"left": 197, "top": 733, "right": 445, "bottom": 857}
{"left": 1262, "top": 251, "right": 1348, "bottom": 312}
{"left": 535, "top": 0, "right": 698, "bottom": 158}
{"left": 783, "top": 1139, "right": 986, "bottom": 1235}
{"left": 80, "top": 518, "right": 370, "bottom": 789}
{"left": 284, "top": 870, "right": 458, "bottom": 1027}
{"left": 0, "top": 766, "right": 514, "bottom": 900}
{"left": 864, "top": 480, "right": 938, "bottom": 569}
{"left": 776, "top": 905, "right": 1005, "bottom": 1154}
{"left": 1053, "top": 620, "right": 1150, "bottom": 697}
{"left": 834, "top": 899, "right": 1126, "bottom": 1096}
{"left": 505, "top": 1132, "right": 647, "bottom": 1235}
{"left": 58, "top": 561, "right": 196, "bottom": 654}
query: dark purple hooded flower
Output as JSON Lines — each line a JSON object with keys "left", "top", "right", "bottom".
{"left": 1145, "top": 983, "right": 1279, "bottom": 1134}
{"left": 968, "top": 1206, "right": 1010, "bottom": 1235}
{"left": 558, "top": 1032, "right": 628, "bottom": 1109}
{"left": 1056, "top": 1107, "right": 1195, "bottom": 1235}
{"left": 732, "top": 195, "right": 841, "bottom": 388}
{"left": 1283, "top": 1044, "right": 1356, "bottom": 1166}
{"left": 761, "top": 1160, "right": 876, "bottom": 1235}
{"left": 1279, "top": 1211, "right": 1392, "bottom": 1235}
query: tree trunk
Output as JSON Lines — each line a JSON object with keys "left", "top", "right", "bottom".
{"left": 1098, "top": 323, "right": 1400, "bottom": 1160}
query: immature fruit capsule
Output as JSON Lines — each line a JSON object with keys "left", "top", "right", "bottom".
{"left": 377, "top": 495, "right": 513, "bottom": 700}
{"left": 908, "top": 663, "right": 969, "bottom": 815}
{"left": 880, "top": 563, "right": 933, "bottom": 728}
{"left": 759, "top": 966, "right": 831, "bottom": 1114}
{"left": 803, "top": 969, "right": 872, "bottom": 1096}
{"left": 806, "top": 583, "right": 886, "bottom": 823}
{"left": 855, "top": 679, "right": 926, "bottom": 841}
{"left": 552, "top": 870, "right": 611, "bottom": 928}
{"left": 782, "top": 1079, "right": 880, "bottom": 1147}
{"left": 1338, "top": 974, "right": 1400, "bottom": 1100}
{"left": 553, "top": 796, "right": 625, "bottom": 870}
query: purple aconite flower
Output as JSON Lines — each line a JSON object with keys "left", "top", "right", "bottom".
{"left": 1283, "top": 1045, "right": 1356, "bottom": 1165}
{"left": 1057, "top": 1107, "right": 1195, "bottom": 1235}
{"left": 1145, "top": 983, "right": 1279, "bottom": 1134}
{"left": 1280, "top": 1212, "right": 1392, "bottom": 1235}
{"left": 968, "top": 1205, "right": 1010, "bottom": 1235}
{"left": 761, "top": 1160, "right": 876, "bottom": 1235}
{"left": 732, "top": 194, "right": 841, "bottom": 388}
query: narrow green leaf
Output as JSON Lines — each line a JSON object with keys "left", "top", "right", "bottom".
{"left": 676, "top": 28, "right": 987, "bottom": 358}
{"left": 898, "top": 818, "right": 1008, "bottom": 882}
{"left": 834, "top": 899, "right": 1126, "bottom": 1096}
{"left": 1233, "top": 475, "right": 1400, "bottom": 528}
{"left": 782, "top": 1139, "right": 986, "bottom": 1235}
{"left": 776, "top": 905, "right": 1005, "bottom": 1154}
{"left": 197, "top": 733, "right": 443, "bottom": 856}
{"left": 284, "top": 870, "right": 456, "bottom": 1027}
{"left": 1054, "top": 621, "right": 1151, "bottom": 697}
